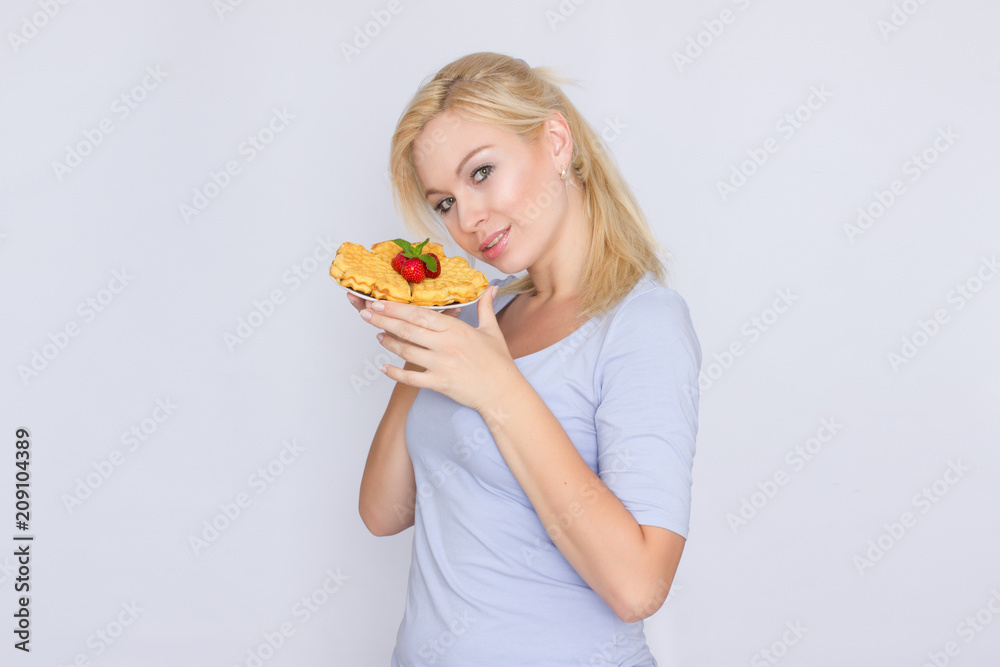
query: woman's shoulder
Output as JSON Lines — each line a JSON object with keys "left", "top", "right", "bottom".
{"left": 607, "top": 272, "right": 694, "bottom": 325}
{"left": 596, "top": 272, "right": 702, "bottom": 364}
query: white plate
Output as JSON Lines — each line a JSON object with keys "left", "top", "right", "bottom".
{"left": 331, "top": 274, "right": 485, "bottom": 311}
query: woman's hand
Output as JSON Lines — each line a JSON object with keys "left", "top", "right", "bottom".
{"left": 356, "top": 286, "right": 521, "bottom": 413}
{"left": 346, "top": 291, "right": 462, "bottom": 318}
{"left": 347, "top": 292, "right": 463, "bottom": 378}
{"left": 344, "top": 292, "right": 370, "bottom": 314}
{"left": 346, "top": 292, "right": 461, "bottom": 373}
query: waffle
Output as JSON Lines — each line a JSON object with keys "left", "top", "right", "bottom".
{"left": 410, "top": 256, "right": 490, "bottom": 306}
{"left": 330, "top": 241, "right": 488, "bottom": 306}
{"left": 329, "top": 242, "right": 411, "bottom": 303}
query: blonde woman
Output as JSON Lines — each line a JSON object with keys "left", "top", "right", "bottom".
{"left": 350, "top": 52, "right": 702, "bottom": 666}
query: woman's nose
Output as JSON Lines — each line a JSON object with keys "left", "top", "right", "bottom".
{"left": 456, "top": 195, "right": 487, "bottom": 234}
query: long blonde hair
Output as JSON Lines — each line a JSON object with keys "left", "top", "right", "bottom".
{"left": 389, "top": 52, "right": 671, "bottom": 320}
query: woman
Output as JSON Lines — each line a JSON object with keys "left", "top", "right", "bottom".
{"left": 349, "top": 52, "right": 702, "bottom": 666}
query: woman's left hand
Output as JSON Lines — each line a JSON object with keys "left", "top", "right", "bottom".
{"left": 358, "top": 286, "right": 521, "bottom": 414}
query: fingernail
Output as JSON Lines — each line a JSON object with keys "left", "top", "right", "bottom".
{"left": 360, "top": 309, "right": 372, "bottom": 321}
{"left": 371, "top": 300, "right": 385, "bottom": 311}
{"left": 376, "top": 332, "right": 385, "bottom": 343}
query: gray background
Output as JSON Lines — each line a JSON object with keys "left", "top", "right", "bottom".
{"left": 2, "top": 0, "right": 999, "bottom": 665}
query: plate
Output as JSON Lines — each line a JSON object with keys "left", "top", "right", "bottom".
{"left": 331, "top": 275, "right": 485, "bottom": 311}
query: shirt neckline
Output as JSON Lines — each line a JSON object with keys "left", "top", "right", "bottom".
{"left": 494, "top": 288, "right": 598, "bottom": 364}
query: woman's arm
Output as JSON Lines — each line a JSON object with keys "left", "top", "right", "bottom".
{"left": 356, "top": 289, "right": 694, "bottom": 610}
{"left": 483, "top": 290, "right": 698, "bottom": 623}
{"left": 483, "top": 381, "right": 685, "bottom": 623}
{"left": 358, "top": 360, "right": 423, "bottom": 536}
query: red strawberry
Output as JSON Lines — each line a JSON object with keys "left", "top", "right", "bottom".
{"left": 424, "top": 253, "right": 441, "bottom": 279}
{"left": 391, "top": 238, "right": 440, "bottom": 283}
{"left": 400, "top": 257, "right": 426, "bottom": 283}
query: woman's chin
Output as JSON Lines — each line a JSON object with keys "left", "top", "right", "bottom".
{"left": 481, "top": 256, "right": 521, "bottom": 276}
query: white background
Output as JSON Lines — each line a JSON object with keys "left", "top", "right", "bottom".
{"left": 2, "top": 1, "right": 999, "bottom": 665}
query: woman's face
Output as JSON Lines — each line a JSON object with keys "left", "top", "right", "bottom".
{"left": 413, "top": 111, "right": 571, "bottom": 275}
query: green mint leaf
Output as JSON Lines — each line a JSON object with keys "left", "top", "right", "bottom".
{"left": 392, "top": 238, "right": 414, "bottom": 256}
{"left": 413, "top": 238, "right": 430, "bottom": 255}
{"left": 419, "top": 254, "right": 438, "bottom": 273}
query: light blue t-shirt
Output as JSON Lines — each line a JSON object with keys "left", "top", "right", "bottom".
{"left": 390, "top": 272, "right": 702, "bottom": 667}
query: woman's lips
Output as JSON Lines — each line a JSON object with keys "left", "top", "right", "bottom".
{"left": 480, "top": 227, "right": 507, "bottom": 251}
{"left": 482, "top": 227, "right": 510, "bottom": 260}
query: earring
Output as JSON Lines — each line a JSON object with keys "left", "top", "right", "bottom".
{"left": 561, "top": 165, "right": 570, "bottom": 182}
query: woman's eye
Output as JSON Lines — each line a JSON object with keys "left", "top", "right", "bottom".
{"left": 472, "top": 165, "right": 492, "bottom": 183}
{"left": 432, "top": 166, "right": 490, "bottom": 215}
{"left": 434, "top": 197, "right": 455, "bottom": 214}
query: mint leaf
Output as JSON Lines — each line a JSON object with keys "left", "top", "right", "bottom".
{"left": 392, "top": 238, "right": 414, "bottom": 255}
{"left": 419, "top": 253, "right": 438, "bottom": 273}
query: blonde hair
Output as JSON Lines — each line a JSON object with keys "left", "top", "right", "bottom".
{"left": 389, "top": 52, "right": 671, "bottom": 320}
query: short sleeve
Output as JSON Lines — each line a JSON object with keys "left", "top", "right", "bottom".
{"left": 593, "top": 286, "right": 702, "bottom": 539}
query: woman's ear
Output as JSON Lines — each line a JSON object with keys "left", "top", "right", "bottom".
{"left": 544, "top": 111, "right": 574, "bottom": 165}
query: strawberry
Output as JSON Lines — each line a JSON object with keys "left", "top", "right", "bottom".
{"left": 424, "top": 253, "right": 441, "bottom": 279}
{"left": 391, "top": 238, "right": 440, "bottom": 282}
{"left": 400, "top": 257, "right": 426, "bottom": 283}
